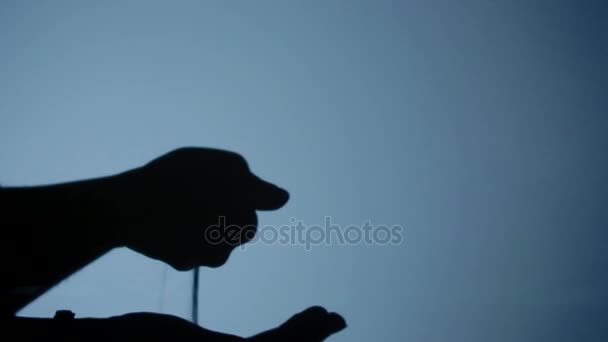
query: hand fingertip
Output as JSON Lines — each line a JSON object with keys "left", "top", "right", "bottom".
{"left": 328, "top": 312, "right": 347, "bottom": 331}
{"left": 253, "top": 184, "right": 290, "bottom": 210}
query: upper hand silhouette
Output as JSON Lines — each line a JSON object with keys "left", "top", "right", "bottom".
{"left": 109, "top": 147, "right": 289, "bottom": 270}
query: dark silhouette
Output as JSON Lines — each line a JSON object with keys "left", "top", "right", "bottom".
{"left": 1, "top": 147, "right": 346, "bottom": 340}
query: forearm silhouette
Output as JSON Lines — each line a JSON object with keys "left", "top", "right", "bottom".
{"left": 1, "top": 147, "right": 346, "bottom": 341}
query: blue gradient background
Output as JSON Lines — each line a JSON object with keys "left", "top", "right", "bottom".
{"left": 1, "top": 1, "right": 607, "bottom": 341}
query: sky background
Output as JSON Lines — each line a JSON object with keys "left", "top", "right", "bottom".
{"left": 1, "top": 1, "right": 607, "bottom": 341}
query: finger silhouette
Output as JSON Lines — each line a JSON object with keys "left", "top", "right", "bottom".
{"left": 280, "top": 306, "right": 347, "bottom": 341}
{"left": 246, "top": 174, "right": 289, "bottom": 211}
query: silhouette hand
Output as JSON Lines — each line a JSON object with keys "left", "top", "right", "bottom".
{"left": 100, "top": 307, "right": 345, "bottom": 342}
{"left": 112, "top": 147, "right": 289, "bottom": 270}
{"left": 103, "top": 312, "right": 244, "bottom": 341}
{"left": 249, "top": 306, "right": 347, "bottom": 342}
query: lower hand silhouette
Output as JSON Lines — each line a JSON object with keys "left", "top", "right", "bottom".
{"left": 102, "top": 306, "right": 345, "bottom": 341}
